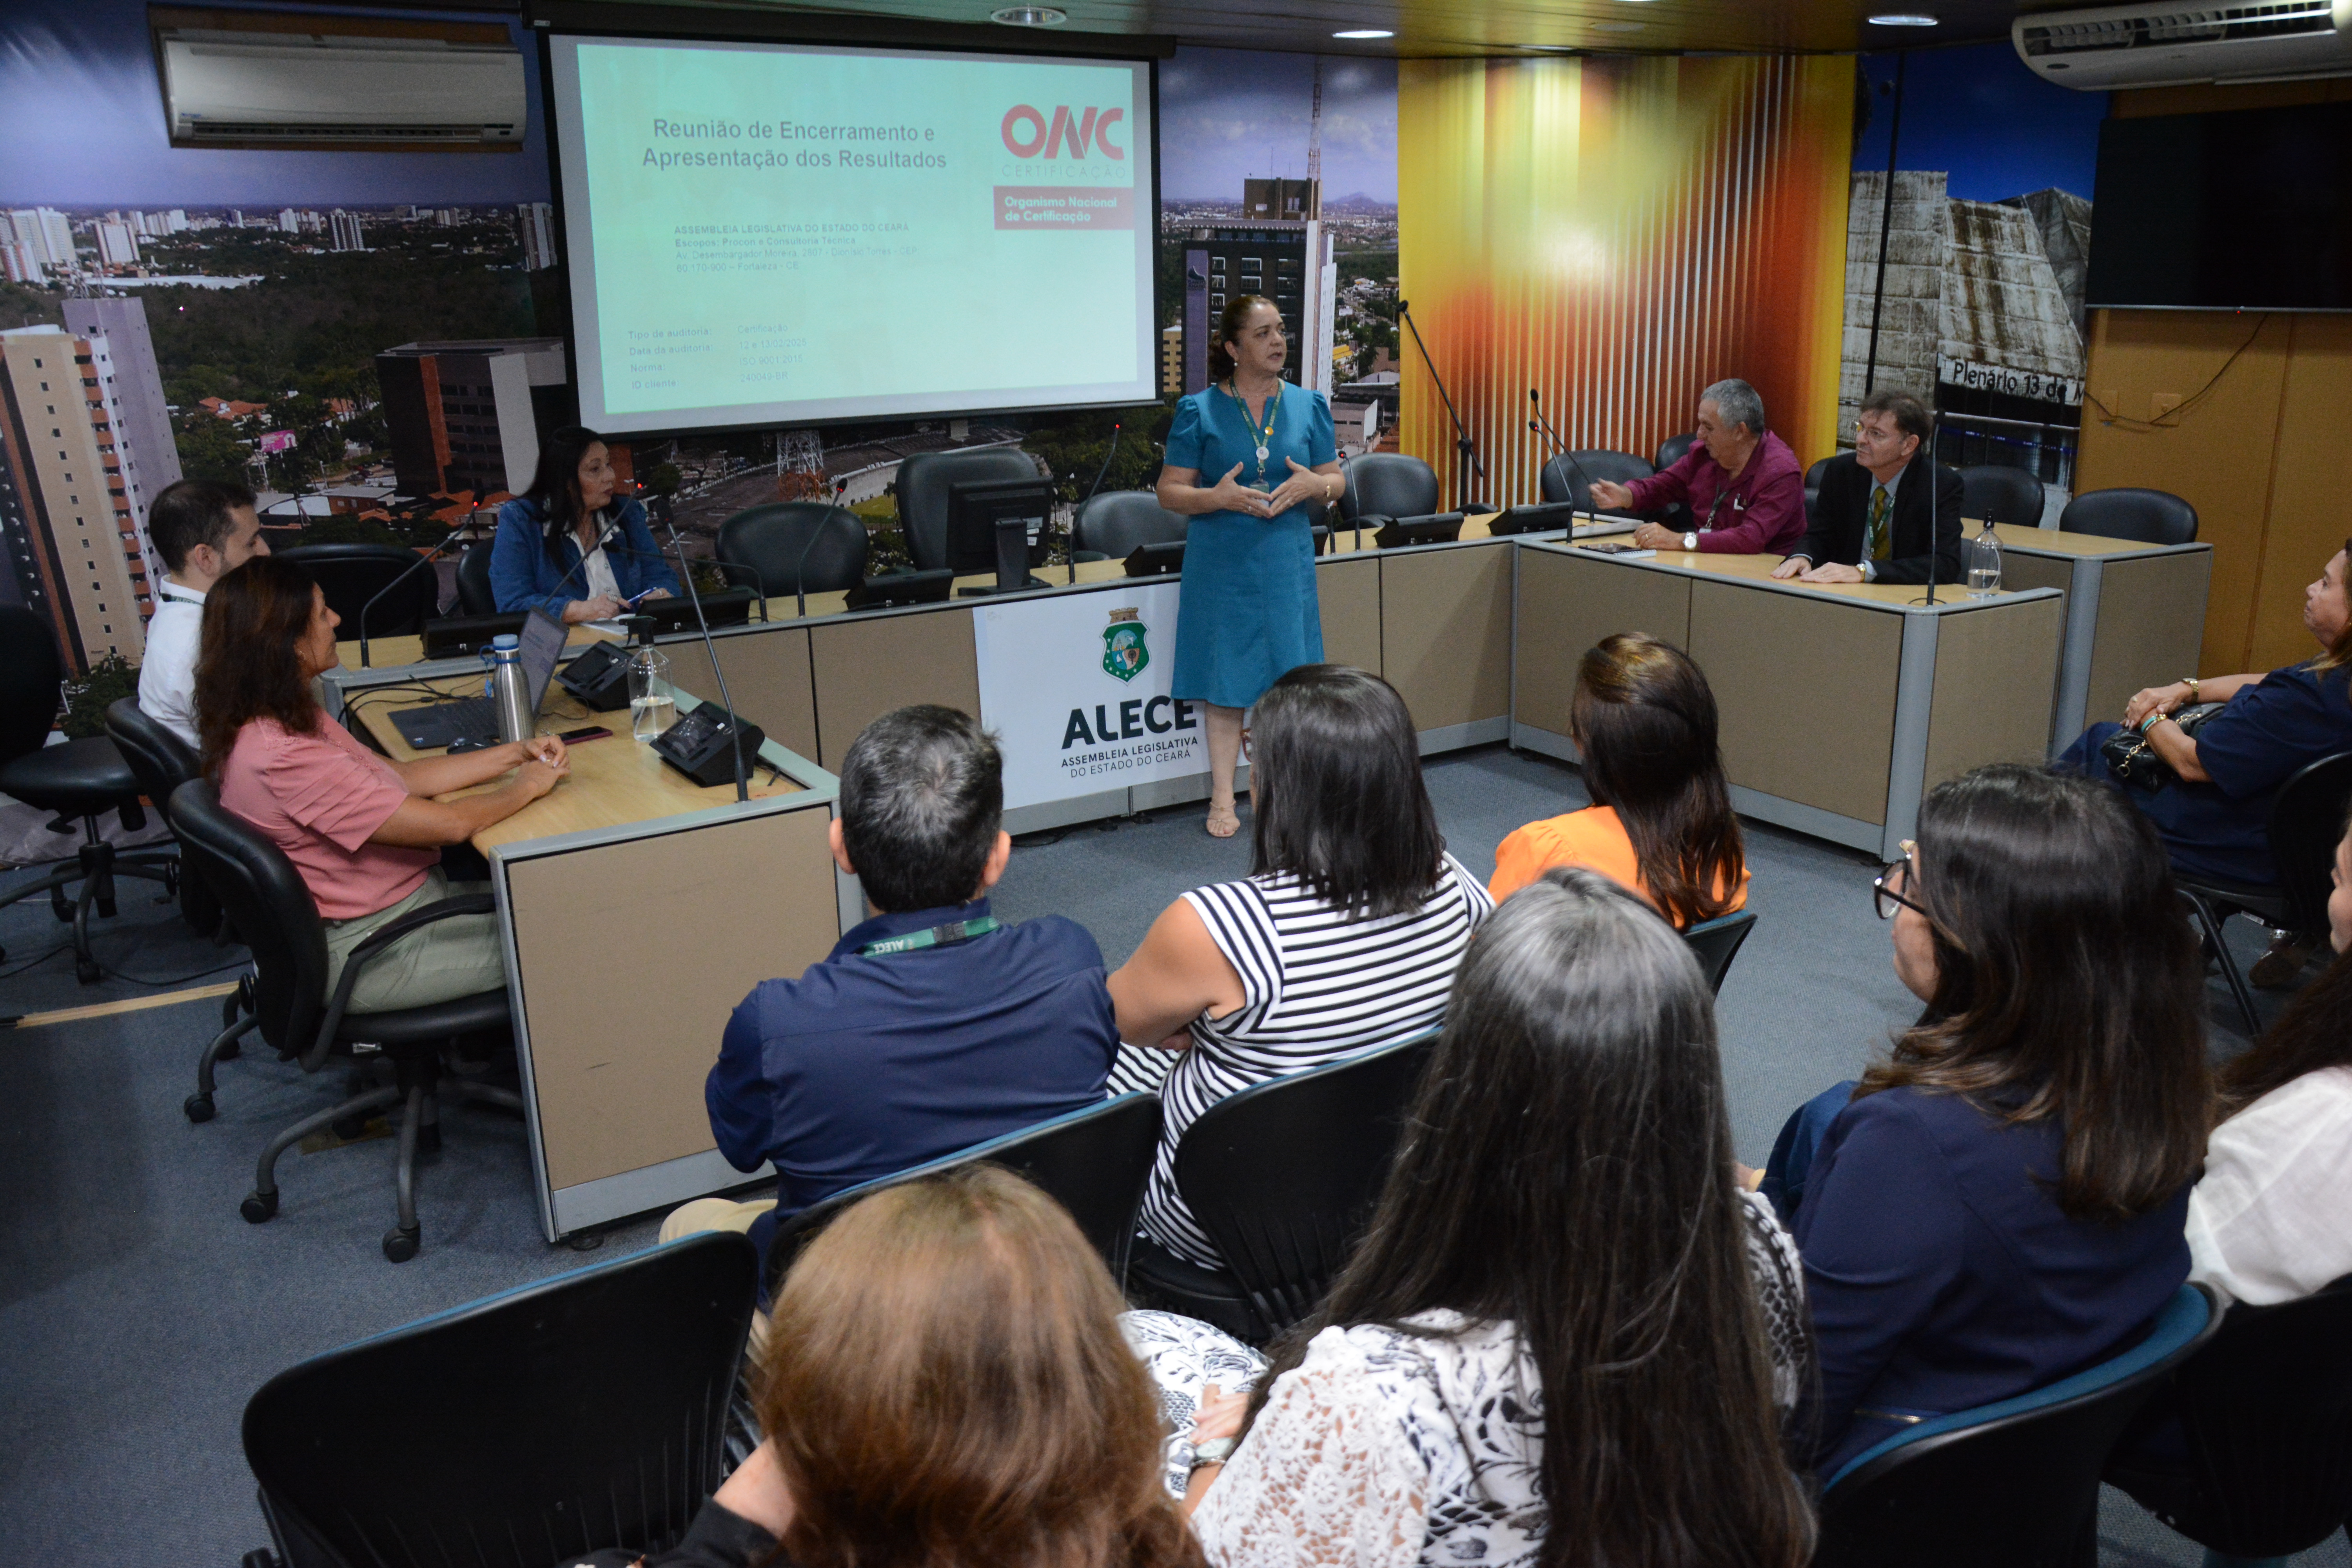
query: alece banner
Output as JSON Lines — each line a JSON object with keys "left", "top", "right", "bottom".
{"left": 973, "top": 582, "right": 1207, "bottom": 810}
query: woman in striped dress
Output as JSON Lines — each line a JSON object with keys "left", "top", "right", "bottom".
{"left": 1109, "top": 664, "right": 1494, "bottom": 1271}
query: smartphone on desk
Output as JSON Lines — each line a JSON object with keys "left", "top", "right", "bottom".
{"left": 558, "top": 725, "right": 613, "bottom": 744}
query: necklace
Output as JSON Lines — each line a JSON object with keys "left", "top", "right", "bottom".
{"left": 1225, "top": 377, "right": 1282, "bottom": 485}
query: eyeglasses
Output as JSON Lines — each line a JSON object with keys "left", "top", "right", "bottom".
{"left": 1873, "top": 841, "right": 1928, "bottom": 921}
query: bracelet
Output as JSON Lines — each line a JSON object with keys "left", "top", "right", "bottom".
{"left": 2183, "top": 678, "right": 2201, "bottom": 701}
{"left": 2140, "top": 711, "right": 2171, "bottom": 735}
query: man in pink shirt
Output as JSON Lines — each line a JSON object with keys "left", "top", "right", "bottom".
{"left": 1589, "top": 379, "right": 1807, "bottom": 556}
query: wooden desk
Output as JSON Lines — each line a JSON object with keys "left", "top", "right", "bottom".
{"left": 335, "top": 619, "right": 614, "bottom": 673}
{"left": 1511, "top": 541, "right": 2067, "bottom": 858}
{"left": 1988, "top": 524, "right": 2212, "bottom": 751}
{"left": 327, "top": 661, "right": 846, "bottom": 1241}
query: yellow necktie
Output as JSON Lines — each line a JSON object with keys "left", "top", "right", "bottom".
{"left": 1868, "top": 486, "right": 1892, "bottom": 562}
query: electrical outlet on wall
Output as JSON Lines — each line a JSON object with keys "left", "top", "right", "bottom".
{"left": 2153, "top": 392, "right": 2184, "bottom": 419}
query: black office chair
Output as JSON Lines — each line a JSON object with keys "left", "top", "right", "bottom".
{"left": 1071, "top": 491, "right": 1189, "bottom": 562}
{"left": 1338, "top": 452, "right": 1440, "bottom": 529}
{"left": 103, "top": 698, "right": 228, "bottom": 942}
{"left": 764, "top": 1092, "right": 1163, "bottom": 1299}
{"left": 1804, "top": 455, "right": 1835, "bottom": 530}
{"left": 1682, "top": 910, "right": 1757, "bottom": 995}
{"left": 1128, "top": 1031, "right": 1439, "bottom": 1345}
{"left": 2107, "top": 1274, "right": 2352, "bottom": 1563}
{"left": 169, "top": 779, "right": 522, "bottom": 1261}
{"left": 0, "top": 607, "right": 176, "bottom": 985}
{"left": 1538, "top": 449, "right": 1652, "bottom": 512}
{"left": 1653, "top": 432, "right": 1699, "bottom": 472}
{"left": 241, "top": 1231, "right": 758, "bottom": 1568}
{"left": 2176, "top": 750, "right": 2352, "bottom": 1036}
{"left": 716, "top": 503, "right": 870, "bottom": 602}
{"left": 274, "top": 543, "right": 442, "bottom": 639}
{"left": 1651, "top": 434, "right": 1700, "bottom": 534}
{"left": 1960, "top": 465, "right": 2047, "bottom": 529}
{"left": 895, "top": 448, "right": 1044, "bottom": 572}
{"left": 1814, "top": 1283, "right": 2222, "bottom": 1568}
{"left": 453, "top": 539, "right": 499, "bottom": 617}
{"left": 2060, "top": 487, "right": 2199, "bottom": 546}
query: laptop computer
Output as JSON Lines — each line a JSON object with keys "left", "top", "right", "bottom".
{"left": 390, "top": 606, "right": 569, "bottom": 752}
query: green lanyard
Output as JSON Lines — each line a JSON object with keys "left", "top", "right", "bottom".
{"left": 1225, "top": 379, "right": 1282, "bottom": 486}
{"left": 858, "top": 915, "right": 1000, "bottom": 957}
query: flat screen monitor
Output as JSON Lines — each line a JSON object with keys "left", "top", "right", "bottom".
{"left": 2087, "top": 102, "right": 2352, "bottom": 312}
{"left": 947, "top": 476, "right": 1054, "bottom": 568}
{"left": 544, "top": 33, "right": 1160, "bottom": 433}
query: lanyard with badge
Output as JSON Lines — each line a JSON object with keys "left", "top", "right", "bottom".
{"left": 1223, "top": 379, "right": 1283, "bottom": 488}
{"left": 858, "top": 916, "right": 1001, "bottom": 957}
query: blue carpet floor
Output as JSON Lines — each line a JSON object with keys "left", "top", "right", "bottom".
{"left": 0, "top": 744, "right": 2340, "bottom": 1566}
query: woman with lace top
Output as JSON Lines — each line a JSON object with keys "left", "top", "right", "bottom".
{"left": 1181, "top": 866, "right": 1815, "bottom": 1568}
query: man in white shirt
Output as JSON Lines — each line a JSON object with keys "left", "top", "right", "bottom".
{"left": 140, "top": 480, "right": 268, "bottom": 749}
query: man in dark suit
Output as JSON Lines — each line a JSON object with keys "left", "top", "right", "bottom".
{"left": 1772, "top": 390, "right": 1962, "bottom": 586}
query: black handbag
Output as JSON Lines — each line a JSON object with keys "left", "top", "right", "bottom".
{"left": 2101, "top": 701, "right": 2225, "bottom": 791}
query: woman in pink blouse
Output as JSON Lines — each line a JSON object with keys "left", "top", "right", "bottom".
{"left": 196, "top": 556, "right": 569, "bottom": 1012}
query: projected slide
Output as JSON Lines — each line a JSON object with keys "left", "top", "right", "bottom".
{"left": 547, "top": 36, "right": 1156, "bottom": 434}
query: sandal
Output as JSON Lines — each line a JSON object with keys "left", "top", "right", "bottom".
{"left": 1205, "top": 803, "right": 1241, "bottom": 839}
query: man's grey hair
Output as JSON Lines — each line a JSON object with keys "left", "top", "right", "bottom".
{"left": 838, "top": 705, "right": 1004, "bottom": 912}
{"left": 1700, "top": 378, "right": 1766, "bottom": 437}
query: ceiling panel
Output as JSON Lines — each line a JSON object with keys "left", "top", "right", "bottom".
{"left": 554, "top": 0, "right": 2072, "bottom": 57}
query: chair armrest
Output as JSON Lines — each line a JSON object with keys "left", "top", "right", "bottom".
{"left": 310, "top": 893, "right": 497, "bottom": 1063}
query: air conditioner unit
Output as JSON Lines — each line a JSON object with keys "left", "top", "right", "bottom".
{"left": 2013, "top": 0, "right": 2352, "bottom": 88}
{"left": 152, "top": 11, "right": 525, "bottom": 150}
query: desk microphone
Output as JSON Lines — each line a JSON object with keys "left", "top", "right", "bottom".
{"left": 654, "top": 499, "right": 750, "bottom": 803}
{"left": 358, "top": 527, "right": 467, "bottom": 668}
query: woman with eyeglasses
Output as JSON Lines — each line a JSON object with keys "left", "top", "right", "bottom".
{"left": 1155, "top": 295, "right": 1343, "bottom": 838}
{"left": 1765, "top": 764, "right": 2208, "bottom": 1475}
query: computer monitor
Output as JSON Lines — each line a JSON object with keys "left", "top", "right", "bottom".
{"left": 846, "top": 569, "right": 957, "bottom": 609}
{"left": 947, "top": 477, "right": 1054, "bottom": 597}
{"left": 1374, "top": 512, "right": 1467, "bottom": 550}
{"left": 1123, "top": 541, "right": 1186, "bottom": 577}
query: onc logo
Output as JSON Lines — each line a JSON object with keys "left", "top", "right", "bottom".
{"left": 1000, "top": 104, "right": 1127, "bottom": 160}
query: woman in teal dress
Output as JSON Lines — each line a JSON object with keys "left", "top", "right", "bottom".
{"left": 1156, "top": 296, "right": 1343, "bottom": 837}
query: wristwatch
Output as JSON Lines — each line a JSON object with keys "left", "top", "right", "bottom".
{"left": 1681, "top": 532, "right": 1697, "bottom": 552}
{"left": 1192, "top": 1437, "right": 1236, "bottom": 1466}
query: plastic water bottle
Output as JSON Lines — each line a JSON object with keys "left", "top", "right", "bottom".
{"left": 1965, "top": 518, "right": 2004, "bottom": 599}
{"left": 626, "top": 622, "right": 673, "bottom": 743}
{"left": 487, "top": 635, "right": 532, "bottom": 743}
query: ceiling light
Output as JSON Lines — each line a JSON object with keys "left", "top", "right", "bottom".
{"left": 991, "top": 5, "right": 1067, "bottom": 23}
{"left": 1867, "top": 11, "right": 1939, "bottom": 22}
{"left": 1332, "top": 27, "right": 1394, "bottom": 37}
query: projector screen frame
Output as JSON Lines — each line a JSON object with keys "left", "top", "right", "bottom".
{"left": 534, "top": 21, "right": 1167, "bottom": 441}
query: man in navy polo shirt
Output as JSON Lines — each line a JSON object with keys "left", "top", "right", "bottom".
{"left": 659, "top": 704, "right": 1116, "bottom": 1272}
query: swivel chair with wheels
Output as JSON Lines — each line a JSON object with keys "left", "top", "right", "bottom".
{"left": 1336, "top": 453, "right": 1441, "bottom": 533}
{"left": 170, "top": 778, "right": 521, "bottom": 1262}
{"left": 274, "top": 543, "right": 443, "bottom": 638}
{"left": 2059, "top": 487, "right": 2200, "bottom": 546}
{"left": 1537, "top": 450, "right": 1652, "bottom": 512}
{"left": 453, "top": 540, "right": 498, "bottom": 617}
{"left": 1071, "top": 491, "right": 1189, "bottom": 562}
{"left": 715, "top": 503, "right": 869, "bottom": 599}
{"left": 1960, "top": 465, "right": 2047, "bottom": 530}
{"left": 0, "top": 607, "right": 177, "bottom": 984}
{"left": 241, "top": 1232, "right": 758, "bottom": 1568}
{"left": 1651, "top": 435, "right": 1700, "bottom": 534}
{"left": 895, "top": 448, "right": 1045, "bottom": 572}
{"left": 1813, "top": 1284, "right": 2222, "bottom": 1568}
{"left": 1128, "top": 1031, "right": 1439, "bottom": 1345}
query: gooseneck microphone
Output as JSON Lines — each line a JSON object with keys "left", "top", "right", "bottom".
{"left": 653, "top": 493, "right": 751, "bottom": 802}
{"left": 1527, "top": 389, "right": 1602, "bottom": 519}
